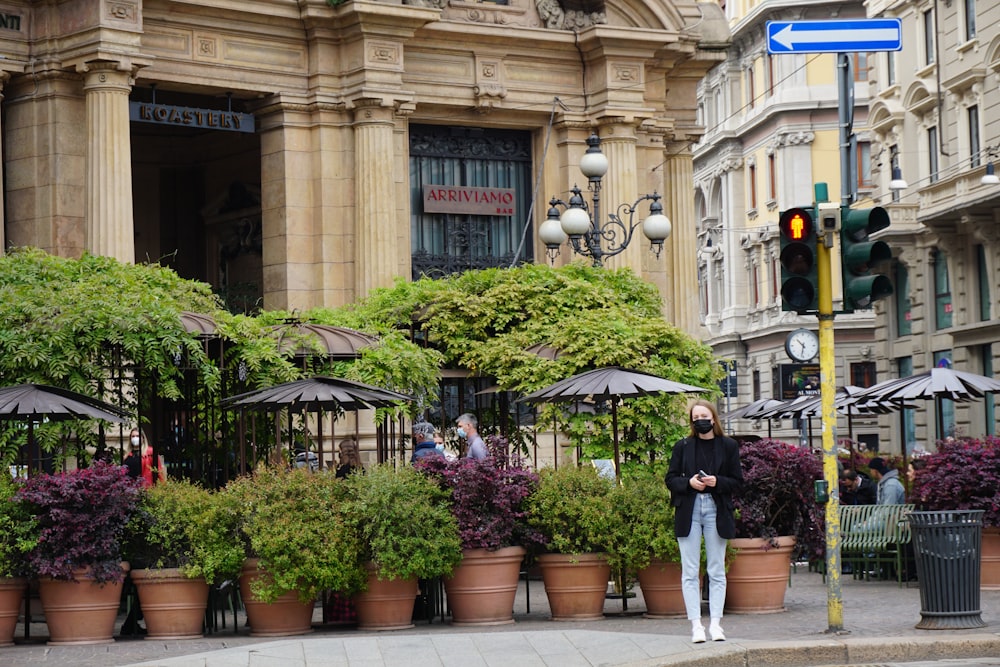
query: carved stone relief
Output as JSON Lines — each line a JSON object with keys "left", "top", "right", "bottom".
{"left": 474, "top": 56, "right": 507, "bottom": 113}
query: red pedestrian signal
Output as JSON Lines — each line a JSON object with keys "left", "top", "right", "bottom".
{"left": 779, "top": 207, "right": 819, "bottom": 313}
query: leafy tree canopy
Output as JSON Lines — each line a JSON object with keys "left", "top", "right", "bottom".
{"left": 314, "top": 263, "right": 721, "bottom": 467}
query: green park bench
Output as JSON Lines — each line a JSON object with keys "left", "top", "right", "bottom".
{"left": 840, "top": 503, "right": 915, "bottom": 586}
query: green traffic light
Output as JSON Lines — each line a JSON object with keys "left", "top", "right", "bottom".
{"left": 839, "top": 205, "right": 893, "bottom": 312}
{"left": 842, "top": 207, "right": 889, "bottom": 240}
{"left": 844, "top": 274, "right": 893, "bottom": 309}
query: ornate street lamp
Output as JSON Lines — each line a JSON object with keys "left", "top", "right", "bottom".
{"left": 540, "top": 133, "right": 672, "bottom": 267}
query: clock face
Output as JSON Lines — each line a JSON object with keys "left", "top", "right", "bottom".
{"left": 785, "top": 329, "right": 819, "bottom": 362}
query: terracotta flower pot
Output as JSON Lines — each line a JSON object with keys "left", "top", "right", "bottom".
{"left": 38, "top": 564, "right": 128, "bottom": 645}
{"left": 131, "top": 568, "right": 210, "bottom": 640}
{"left": 444, "top": 546, "right": 526, "bottom": 626}
{"left": 725, "top": 536, "right": 797, "bottom": 614}
{"left": 981, "top": 528, "right": 1000, "bottom": 590}
{"left": 0, "top": 577, "right": 27, "bottom": 647}
{"left": 239, "top": 558, "right": 314, "bottom": 637}
{"left": 352, "top": 563, "right": 418, "bottom": 630}
{"left": 636, "top": 559, "right": 685, "bottom": 618}
{"left": 537, "top": 553, "right": 610, "bottom": 621}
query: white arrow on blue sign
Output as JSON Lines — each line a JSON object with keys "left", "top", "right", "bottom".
{"left": 767, "top": 18, "right": 903, "bottom": 54}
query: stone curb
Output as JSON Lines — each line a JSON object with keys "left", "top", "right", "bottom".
{"left": 622, "top": 634, "right": 1000, "bottom": 667}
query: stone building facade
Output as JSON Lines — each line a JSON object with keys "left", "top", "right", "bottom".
{"left": 866, "top": 0, "right": 1000, "bottom": 449}
{"left": 696, "top": 0, "right": 1000, "bottom": 454}
{"left": 0, "top": 0, "right": 730, "bottom": 338}
{"left": 693, "top": 0, "right": 884, "bottom": 450}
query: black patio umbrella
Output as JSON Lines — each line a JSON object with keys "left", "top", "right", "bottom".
{"left": 520, "top": 367, "right": 707, "bottom": 481}
{"left": 222, "top": 376, "right": 412, "bottom": 412}
{"left": 221, "top": 376, "right": 413, "bottom": 471}
{"left": 755, "top": 387, "right": 918, "bottom": 453}
{"left": 722, "top": 398, "right": 784, "bottom": 437}
{"left": 0, "top": 383, "right": 132, "bottom": 474}
{"left": 851, "top": 367, "right": 1000, "bottom": 440}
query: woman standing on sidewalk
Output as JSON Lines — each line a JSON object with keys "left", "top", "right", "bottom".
{"left": 665, "top": 400, "right": 744, "bottom": 643}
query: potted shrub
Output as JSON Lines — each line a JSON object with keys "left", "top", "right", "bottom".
{"left": 728, "top": 438, "right": 824, "bottom": 613}
{"left": 15, "top": 461, "right": 142, "bottom": 644}
{"left": 342, "top": 463, "right": 462, "bottom": 630}
{"left": 0, "top": 472, "right": 33, "bottom": 646}
{"left": 910, "top": 436, "right": 1000, "bottom": 589}
{"left": 417, "top": 437, "right": 542, "bottom": 625}
{"left": 126, "top": 480, "right": 245, "bottom": 639}
{"left": 525, "top": 465, "right": 617, "bottom": 621}
{"left": 608, "top": 468, "right": 683, "bottom": 618}
{"left": 224, "top": 466, "right": 364, "bottom": 637}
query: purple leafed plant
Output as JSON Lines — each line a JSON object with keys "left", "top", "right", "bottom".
{"left": 733, "top": 439, "right": 825, "bottom": 562}
{"left": 417, "top": 435, "right": 543, "bottom": 552}
{"left": 16, "top": 461, "right": 143, "bottom": 583}
{"left": 911, "top": 436, "right": 1000, "bottom": 526}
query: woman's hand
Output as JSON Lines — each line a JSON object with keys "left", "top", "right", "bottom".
{"left": 690, "top": 474, "right": 707, "bottom": 491}
{"left": 700, "top": 474, "right": 718, "bottom": 488}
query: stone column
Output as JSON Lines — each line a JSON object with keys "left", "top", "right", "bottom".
{"left": 79, "top": 62, "right": 135, "bottom": 263}
{"left": 593, "top": 124, "right": 642, "bottom": 275}
{"left": 662, "top": 142, "right": 698, "bottom": 336}
{"left": 257, "top": 100, "right": 319, "bottom": 311}
{"left": 353, "top": 100, "right": 398, "bottom": 296}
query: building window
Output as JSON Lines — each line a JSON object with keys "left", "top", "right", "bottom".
{"left": 767, "top": 154, "right": 777, "bottom": 201}
{"left": 894, "top": 261, "right": 912, "bottom": 336}
{"left": 897, "top": 357, "right": 917, "bottom": 453}
{"left": 923, "top": 9, "right": 935, "bottom": 66}
{"left": 751, "top": 263, "right": 760, "bottom": 307}
{"left": 933, "top": 351, "right": 955, "bottom": 439}
{"left": 752, "top": 369, "right": 761, "bottom": 401}
{"left": 887, "top": 51, "right": 896, "bottom": 87}
{"left": 409, "top": 125, "right": 532, "bottom": 278}
{"left": 850, "top": 362, "right": 877, "bottom": 388}
{"left": 748, "top": 163, "right": 757, "bottom": 209}
{"left": 978, "top": 244, "right": 991, "bottom": 321}
{"left": 747, "top": 67, "right": 755, "bottom": 109}
{"left": 699, "top": 266, "right": 708, "bottom": 318}
{"left": 928, "top": 127, "right": 939, "bottom": 183}
{"left": 890, "top": 144, "right": 902, "bottom": 203}
{"left": 964, "top": 0, "right": 977, "bottom": 41}
{"left": 969, "top": 105, "right": 981, "bottom": 168}
{"left": 852, "top": 53, "right": 871, "bottom": 82}
{"left": 933, "top": 248, "right": 952, "bottom": 330}
{"left": 771, "top": 256, "right": 778, "bottom": 301}
{"left": 984, "top": 344, "right": 995, "bottom": 436}
{"left": 857, "top": 141, "right": 872, "bottom": 189}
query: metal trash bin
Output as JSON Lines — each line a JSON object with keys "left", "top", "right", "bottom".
{"left": 908, "top": 510, "right": 986, "bottom": 630}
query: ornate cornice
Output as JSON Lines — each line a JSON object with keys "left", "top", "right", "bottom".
{"left": 774, "top": 130, "right": 815, "bottom": 147}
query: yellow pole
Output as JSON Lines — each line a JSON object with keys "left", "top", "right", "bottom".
{"left": 818, "top": 226, "right": 843, "bottom": 632}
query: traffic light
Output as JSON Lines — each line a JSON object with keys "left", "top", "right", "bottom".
{"left": 840, "top": 206, "right": 893, "bottom": 312}
{"left": 779, "top": 207, "right": 819, "bottom": 313}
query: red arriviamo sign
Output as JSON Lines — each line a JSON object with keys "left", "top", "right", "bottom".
{"left": 422, "top": 185, "right": 516, "bottom": 216}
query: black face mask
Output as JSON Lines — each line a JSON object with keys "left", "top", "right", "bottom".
{"left": 693, "top": 419, "right": 714, "bottom": 435}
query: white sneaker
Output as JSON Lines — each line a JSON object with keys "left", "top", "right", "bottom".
{"left": 691, "top": 625, "right": 706, "bottom": 643}
{"left": 709, "top": 624, "right": 726, "bottom": 641}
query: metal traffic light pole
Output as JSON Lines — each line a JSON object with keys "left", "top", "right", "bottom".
{"left": 768, "top": 17, "right": 902, "bottom": 634}
{"left": 815, "top": 51, "right": 856, "bottom": 634}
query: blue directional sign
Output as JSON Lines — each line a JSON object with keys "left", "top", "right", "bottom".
{"left": 767, "top": 19, "right": 903, "bottom": 54}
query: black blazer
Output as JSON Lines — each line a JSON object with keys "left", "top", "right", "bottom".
{"left": 665, "top": 435, "right": 744, "bottom": 539}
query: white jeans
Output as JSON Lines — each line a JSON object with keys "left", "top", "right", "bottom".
{"left": 677, "top": 492, "right": 728, "bottom": 621}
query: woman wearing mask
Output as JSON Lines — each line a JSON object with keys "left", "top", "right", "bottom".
{"left": 665, "top": 400, "right": 743, "bottom": 643}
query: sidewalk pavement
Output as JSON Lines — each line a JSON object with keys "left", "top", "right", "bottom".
{"left": 5, "top": 567, "right": 1000, "bottom": 667}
